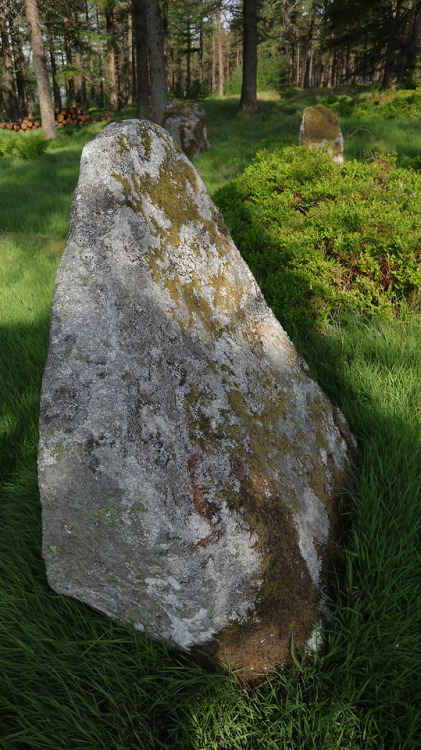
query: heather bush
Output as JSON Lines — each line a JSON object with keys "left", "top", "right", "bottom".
{"left": 215, "top": 145, "right": 421, "bottom": 331}
{"left": 330, "top": 87, "right": 421, "bottom": 120}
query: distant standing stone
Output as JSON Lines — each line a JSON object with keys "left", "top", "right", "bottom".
{"left": 299, "top": 104, "right": 344, "bottom": 164}
{"left": 39, "top": 119, "right": 357, "bottom": 683}
{"left": 162, "top": 101, "right": 210, "bottom": 159}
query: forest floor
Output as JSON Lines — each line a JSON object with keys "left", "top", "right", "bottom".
{"left": 0, "top": 90, "right": 420, "bottom": 749}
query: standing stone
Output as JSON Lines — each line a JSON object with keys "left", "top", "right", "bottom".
{"left": 299, "top": 104, "right": 344, "bottom": 164}
{"left": 162, "top": 101, "right": 210, "bottom": 159}
{"left": 39, "top": 120, "right": 356, "bottom": 682}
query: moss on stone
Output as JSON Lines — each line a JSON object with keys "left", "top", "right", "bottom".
{"left": 302, "top": 104, "right": 341, "bottom": 143}
{"left": 75, "top": 347, "right": 90, "bottom": 363}
{"left": 52, "top": 442, "right": 64, "bottom": 462}
{"left": 138, "top": 121, "right": 152, "bottom": 159}
{"left": 116, "top": 133, "right": 131, "bottom": 155}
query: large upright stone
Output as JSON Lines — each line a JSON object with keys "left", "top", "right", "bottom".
{"left": 39, "top": 120, "right": 356, "bottom": 682}
{"left": 162, "top": 101, "right": 210, "bottom": 159}
{"left": 299, "top": 104, "right": 344, "bottom": 164}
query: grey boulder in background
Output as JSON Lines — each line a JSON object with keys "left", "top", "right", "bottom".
{"left": 162, "top": 101, "right": 210, "bottom": 159}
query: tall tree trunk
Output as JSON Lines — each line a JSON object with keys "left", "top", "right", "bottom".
{"left": 217, "top": 7, "right": 224, "bottom": 96}
{"left": 19, "top": 35, "right": 34, "bottom": 118}
{"left": 10, "top": 14, "right": 26, "bottom": 117}
{"left": 199, "top": 19, "right": 204, "bottom": 84}
{"left": 62, "top": 14, "right": 76, "bottom": 107}
{"left": 85, "top": 2, "right": 95, "bottom": 104}
{"left": 0, "top": 5, "right": 19, "bottom": 121}
{"left": 144, "top": 0, "right": 167, "bottom": 123}
{"left": 381, "top": 1, "right": 403, "bottom": 89}
{"left": 24, "top": 0, "right": 57, "bottom": 138}
{"left": 239, "top": 0, "right": 259, "bottom": 112}
{"left": 126, "top": 11, "right": 134, "bottom": 105}
{"left": 186, "top": 18, "right": 192, "bottom": 89}
{"left": 0, "top": 70, "right": 7, "bottom": 118}
{"left": 72, "top": 8, "right": 86, "bottom": 108}
{"left": 133, "top": 0, "right": 149, "bottom": 118}
{"left": 211, "top": 29, "right": 216, "bottom": 91}
{"left": 303, "top": 12, "right": 314, "bottom": 88}
{"left": 161, "top": 0, "right": 169, "bottom": 89}
{"left": 106, "top": 8, "right": 118, "bottom": 110}
{"left": 46, "top": 16, "right": 62, "bottom": 110}
{"left": 96, "top": 8, "right": 104, "bottom": 108}
{"left": 399, "top": 1, "right": 421, "bottom": 86}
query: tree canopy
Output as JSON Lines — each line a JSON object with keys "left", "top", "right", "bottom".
{"left": 0, "top": 0, "right": 419, "bottom": 133}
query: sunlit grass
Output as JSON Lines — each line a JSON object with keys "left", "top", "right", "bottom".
{"left": 0, "top": 92, "right": 420, "bottom": 748}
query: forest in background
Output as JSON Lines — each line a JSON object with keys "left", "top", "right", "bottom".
{"left": 0, "top": 0, "right": 420, "bottom": 129}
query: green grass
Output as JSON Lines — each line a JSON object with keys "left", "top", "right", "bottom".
{"left": 1, "top": 92, "right": 420, "bottom": 748}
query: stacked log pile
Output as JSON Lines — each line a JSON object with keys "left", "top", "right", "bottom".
{"left": 55, "top": 106, "right": 92, "bottom": 128}
{"left": 0, "top": 117, "right": 42, "bottom": 132}
{"left": 0, "top": 107, "right": 113, "bottom": 133}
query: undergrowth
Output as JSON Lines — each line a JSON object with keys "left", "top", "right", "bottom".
{"left": 215, "top": 146, "right": 421, "bottom": 331}
{"left": 0, "top": 130, "right": 50, "bottom": 161}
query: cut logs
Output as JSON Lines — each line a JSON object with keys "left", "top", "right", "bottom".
{"left": 0, "top": 107, "right": 113, "bottom": 133}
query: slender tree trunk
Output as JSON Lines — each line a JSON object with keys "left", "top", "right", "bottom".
{"left": 0, "top": 70, "right": 7, "bottom": 118}
{"left": 24, "top": 0, "right": 57, "bottom": 138}
{"left": 239, "top": 0, "right": 259, "bottom": 111}
{"left": 381, "top": 2, "right": 402, "bottom": 89}
{"left": 126, "top": 11, "right": 134, "bottom": 105}
{"left": 211, "top": 29, "right": 216, "bottom": 91}
{"left": 10, "top": 17, "right": 26, "bottom": 117}
{"left": 96, "top": 8, "right": 104, "bottom": 108}
{"left": 161, "top": 0, "right": 170, "bottom": 89}
{"left": 106, "top": 8, "right": 118, "bottom": 110}
{"left": 303, "top": 12, "right": 314, "bottom": 88}
{"left": 168, "top": 30, "right": 175, "bottom": 89}
{"left": 0, "top": 5, "right": 19, "bottom": 121}
{"left": 144, "top": 0, "right": 167, "bottom": 123}
{"left": 19, "top": 36, "right": 34, "bottom": 118}
{"left": 186, "top": 18, "right": 192, "bottom": 89}
{"left": 133, "top": 0, "right": 149, "bottom": 118}
{"left": 199, "top": 21, "right": 204, "bottom": 84}
{"left": 85, "top": 2, "right": 95, "bottom": 104}
{"left": 217, "top": 7, "right": 224, "bottom": 96}
{"left": 72, "top": 9, "right": 86, "bottom": 108}
{"left": 63, "top": 14, "right": 76, "bottom": 107}
{"left": 46, "top": 17, "right": 62, "bottom": 110}
{"left": 399, "top": 1, "right": 421, "bottom": 86}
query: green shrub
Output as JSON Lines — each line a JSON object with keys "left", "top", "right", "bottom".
{"left": 0, "top": 131, "right": 50, "bottom": 161}
{"left": 214, "top": 145, "right": 421, "bottom": 332}
{"left": 331, "top": 87, "right": 421, "bottom": 120}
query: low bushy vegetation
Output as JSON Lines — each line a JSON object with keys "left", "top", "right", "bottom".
{"left": 330, "top": 87, "right": 421, "bottom": 120}
{"left": 215, "top": 146, "right": 421, "bottom": 332}
{"left": 0, "top": 130, "right": 50, "bottom": 161}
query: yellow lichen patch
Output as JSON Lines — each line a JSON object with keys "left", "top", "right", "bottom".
{"left": 138, "top": 121, "right": 152, "bottom": 159}
{"left": 210, "top": 268, "right": 245, "bottom": 316}
{"left": 116, "top": 133, "right": 131, "bottom": 155}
